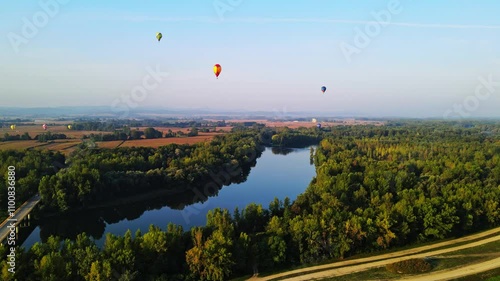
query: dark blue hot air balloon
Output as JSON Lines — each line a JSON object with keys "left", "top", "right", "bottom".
{"left": 321, "top": 86, "right": 327, "bottom": 94}
{"left": 317, "top": 123, "right": 322, "bottom": 129}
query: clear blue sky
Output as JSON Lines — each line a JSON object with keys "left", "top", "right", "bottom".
{"left": 1, "top": 0, "right": 500, "bottom": 117}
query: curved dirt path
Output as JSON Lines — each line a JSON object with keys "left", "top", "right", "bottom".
{"left": 400, "top": 257, "right": 500, "bottom": 281}
{"left": 276, "top": 235, "right": 500, "bottom": 281}
{"left": 249, "top": 226, "right": 500, "bottom": 281}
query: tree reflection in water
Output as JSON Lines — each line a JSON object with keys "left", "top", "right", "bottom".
{"left": 271, "top": 147, "right": 295, "bottom": 156}
{"left": 38, "top": 156, "right": 258, "bottom": 243}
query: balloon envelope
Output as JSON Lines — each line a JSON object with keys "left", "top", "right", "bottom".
{"left": 67, "top": 125, "right": 72, "bottom": 130}
{"left": 42, "top": 124, "right": 47, "bottom": 130}
{"left": 214, "top": 64, "right": 222, "bottom": 78}
{"left": 321, "top": 86, "right": 327, "bottom": 93}
{"left": 10, "top": 125, "right": 16, "bottom": 130}
{"left": 156, "top": 32, "right": 162, "bottom": 42}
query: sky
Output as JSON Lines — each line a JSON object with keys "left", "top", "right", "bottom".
{"left": 1, "top": 0, "right": 500, "bottom": 117}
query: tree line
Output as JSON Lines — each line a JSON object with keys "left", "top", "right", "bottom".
{"left": 69, "top": 120, "right": 227, "bottom": 132}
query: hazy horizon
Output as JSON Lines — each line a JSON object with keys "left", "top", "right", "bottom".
{"left": 2, "top": 1, "right": 500, "bottom": 118}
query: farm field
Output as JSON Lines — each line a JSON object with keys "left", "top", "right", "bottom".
{"left": 95, "top": 140, "right": 124, "bottom": 149}
{"left": 40, "top": 140, "right": 82, "bottom": 151}
{"left": 1, "top": 125, "right": 97, "bottom": 139}
{"left": 1, "top": 119, "right": 383, "bottom": 153}
{"left": 119, "top": 134, "right": 217, "bottom": 148}
{"left": 0, "top": 136, "right": 215, "bottom": 153}
{"left": 0, "top": 139, "right": 82, "bottom": 154}
{"left": 0, "top": 140, "right": 46, "bottom": 150}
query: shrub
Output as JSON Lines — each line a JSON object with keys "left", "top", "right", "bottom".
{"left": 386, "top": 258, "right": 433, "bottom": 274}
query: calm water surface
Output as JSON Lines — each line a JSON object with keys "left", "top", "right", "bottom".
{"left": 22, "top": 146, "right": 316, "bottom": 248}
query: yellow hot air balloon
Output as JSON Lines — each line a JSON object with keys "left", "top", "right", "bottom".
{"left": 67, "top": 125, "right": 72, "bottom": 130}
{"left": 213, "top": 64, "right": 221, "bottom": 79}
{"left": 156, "top": 32, "right": 162, "bottom": 42}
{"left": 10, "top": 125, "right": 16, "bottom": 130}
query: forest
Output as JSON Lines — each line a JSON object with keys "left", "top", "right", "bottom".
{"left": 40, "top": 133, "right": 262, "bottom": 214}
{"left": 0, "top": 121, "right": 499, "bottom": 280}
{"left": 0, "top": 150, "right": 64, "bottom": 220}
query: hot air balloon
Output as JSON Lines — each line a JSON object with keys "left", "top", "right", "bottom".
{"left": 317, "top": 123, "right": 322, "bottom": 129}
{"left": 156, "top": 32, "right": 162, "bottom": 42}
{"left": 67, "top": 125, "right": 72, "bottom": 130}
{"left": 214, "top": 64, "right": 222, "bottom": 79}
{"left": 10, "top": 125, "right": 16, "bottom": 130}
{"left": 321, "top": 86, "right": 327, "bottom": 94}
{"left": 42, "top": 124, "right": 47, "bottom": 130}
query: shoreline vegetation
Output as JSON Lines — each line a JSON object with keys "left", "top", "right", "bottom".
{"left": 37, "top": 130, "right": 267, "bottom": 215}
{"left": 0, "top": 120, "right": 499, "bottom": 280}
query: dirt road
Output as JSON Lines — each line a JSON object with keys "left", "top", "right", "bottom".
{"left": 401, "top": 257, "right": 500, "bottom": 281}
{"left": 249, "top": 226, "right": 500, "bottom": 281}
{"left": 276, "top": 235, "right": 500, "bottom": 280}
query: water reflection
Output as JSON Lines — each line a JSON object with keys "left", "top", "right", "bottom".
{"left": 271, "top": 147, "right": 295, "bottom": 155}
{"left": 23, "top": 146, "right": 316, "bottom": 249}
{"left": 36, "top": 153, "right": 259, "bottom": 242}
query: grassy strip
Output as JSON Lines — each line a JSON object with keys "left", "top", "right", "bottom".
{"left": 440, "top": 239, "right": 500, "bottom": 257}
{"left": 319, "top": 267, "right": 399, "bottom": 281}
{"left": 319, "top": 241, "right": 500, "bottom": 281}
{"left": 319, "top": 256, "right": 488, "bottom": 281}
{"left": 451, "top": 267, "right": 500, "bottom": 281}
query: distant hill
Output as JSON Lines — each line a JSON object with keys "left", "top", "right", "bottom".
{"left": 3, "top": 106, "right": 496, "bottom": 120}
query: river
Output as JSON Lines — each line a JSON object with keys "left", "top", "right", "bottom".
{"left": 21, "top": 146, "right": 316, "bottom": 248}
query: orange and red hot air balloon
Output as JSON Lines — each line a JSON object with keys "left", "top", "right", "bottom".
{"left": 213, "top": 64, "right": 221, "bottom": 79}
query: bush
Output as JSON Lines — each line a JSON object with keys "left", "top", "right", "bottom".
{"left": 386, "top": 258, "right": 433, "bottom": 274}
